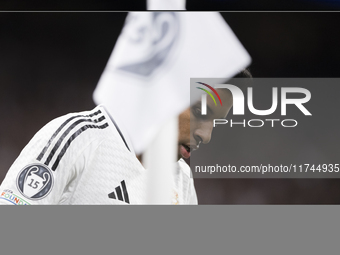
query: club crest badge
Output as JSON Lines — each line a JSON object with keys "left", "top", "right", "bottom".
{"left": 16, "top": 164, "right": 54, "bottom": 200}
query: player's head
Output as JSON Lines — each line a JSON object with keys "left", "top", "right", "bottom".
{"left": 177, "top": 69, "right": 252, "bottom": 160}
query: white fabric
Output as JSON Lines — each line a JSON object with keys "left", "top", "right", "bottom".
{"left": 147, "top": 0, "right": 186, "bottom": 10}
{"left": 0, "top": 106, "right": 197, "bottom": 205}
{"left": 93, "top": 12, "right": 251, "bottom": 155}
{"left": 144, "top": 116, "right": 178, "bottom": 204}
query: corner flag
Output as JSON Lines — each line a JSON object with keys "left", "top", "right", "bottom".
{"left": 93, "top": 12, "right": 251, "bottom": 155}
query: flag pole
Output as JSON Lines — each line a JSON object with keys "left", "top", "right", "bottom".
{"left": 147, "top": 0, "right": 186, "bottom": 10}
{"left": 143, "top": 0, "right": 186, "bottom": 204}
{"left": 143, "top": 116, "right": 178, "bottom": 204}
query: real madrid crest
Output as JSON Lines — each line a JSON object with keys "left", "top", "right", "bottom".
{"left": 16, "top": 164, "right": 54, "bottom": 200}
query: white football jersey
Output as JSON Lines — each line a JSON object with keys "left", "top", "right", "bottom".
{"left": 0, "top": 105, "right": 197, "bottom": 205}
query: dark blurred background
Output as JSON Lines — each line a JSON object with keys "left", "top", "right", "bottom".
{"left": 1, "top": 0, "right": 340, "bottom": 10}
{"left": 1, "top": 12, "right": 340, "bottom": 204}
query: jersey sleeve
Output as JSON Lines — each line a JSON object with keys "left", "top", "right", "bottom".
{"left": 0, "top": 106, "right": 107, "bottom": 205}
{"left": 0, "top": 115, "right": 75, "bottom": 204}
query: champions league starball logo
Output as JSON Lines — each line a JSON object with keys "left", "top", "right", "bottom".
{"left": 16, "top": 164, "right": 54, "bottom": 200}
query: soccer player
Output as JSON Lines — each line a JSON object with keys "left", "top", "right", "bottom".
{"left": 0, "top": 82, "right": 236, "bottom": 205}
{"left": 0, "top": 67, "right": 252, "bottom": 205}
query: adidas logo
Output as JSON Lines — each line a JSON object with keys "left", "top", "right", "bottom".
{"left": 108, "top": 180, "right": 130, "bottom": 204}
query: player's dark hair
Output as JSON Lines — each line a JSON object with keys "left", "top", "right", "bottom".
{"left": 230, "top": 68, "right": 253, "bottom": 92}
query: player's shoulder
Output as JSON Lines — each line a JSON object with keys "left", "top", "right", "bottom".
{"left": 38, "top": 105, "right": 110, "bottom": 139}
{"left": 46, "top": 105, "right": 108, "bottom": 128}
{"left": 27, "top": 105, "right": 112, "bottom": 171}
{"left": 39, "top": 104, "right": 133, "bottom": 155}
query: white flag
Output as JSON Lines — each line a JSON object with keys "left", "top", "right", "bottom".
{"left": 147, "top": 0, "right": 186, "bottom": 10}
{"left": 93, "top": 12, "right": 251, "bottom": 155}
